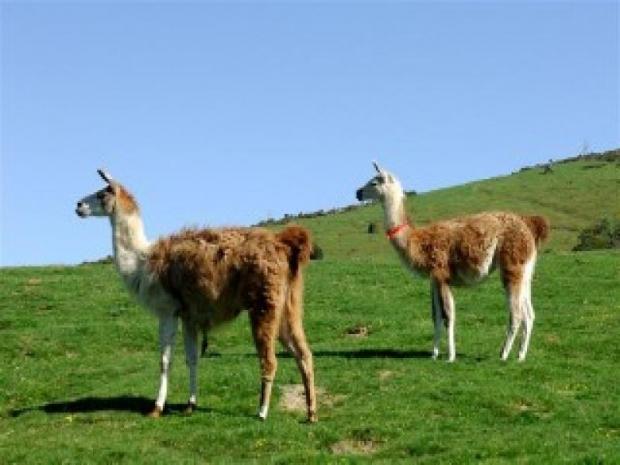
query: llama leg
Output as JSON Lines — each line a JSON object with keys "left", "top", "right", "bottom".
{"left": 182, "top": 319, "right": 199, "bottom": 413}
{"left": 250, "top": 310, "right": 279, "bottom": 421}
{"left": 151, "top": 314, "right": 178, "bottom": 417}
{"left": 431, "top": 280, "right": 442, "bottom": 360}
{"left": 280, "top": 320, "right": 317, "bottom": 423}
{"left": 500, "top": 284, "right": 524, "bottom": 361}
{"left": 518, "top": 255, "right": 536, "bottom": 361}
{"left": 518, "top": 285, "right": 535, "bottom": 361}
{"left": 438, "top": 282, "right": 456, "bottom": 362}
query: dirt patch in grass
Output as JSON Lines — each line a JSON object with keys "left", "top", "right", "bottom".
{"left": 278, "top": 384, "right": 346, "bottom": 413}
{"left": 378, "top": 369, "right": 395, "bottom": 381}
{"left": 544, "top": 334, "right": 561, "bottom": 345}
{"left": 345, "top": 325, "right": 369, "bottom": 338}
{"left": 330, "top": 439, "right": 378, "bottom": 455}
{"left": 508, "top": 400, "right": 553, "bottom": 420}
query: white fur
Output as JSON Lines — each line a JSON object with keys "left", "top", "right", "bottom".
{"left": 430, "top": 282, "right": 442, "bottom": 359}
{"left": 518, "top": 252, "right": 536, "bottom": 361}
{"left": 501, "top": 251, "right": 536, "bottom": 361}
{"left": 456, "top": 239, "right": 498, "bottom": 285}
{"left": 258, "top": 404, "right": 269, "bottom": 420}
{"left": 478, "top": 239, "right": 498, "bottom": 276}
{"left": 155, "top": 314, "right": 177, "bottom": 409}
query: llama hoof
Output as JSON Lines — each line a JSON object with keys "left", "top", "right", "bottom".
{"left": 431, "top": 351, "right": 439, "bottom": 360}
{"left": 183, "top": 402, "right": 197, "bottom": 416}
{"left": 307, "top": 412, "right": 318, "bottom": 423}
{"left": 257, "top": 404, "right": 269, "bottom": 421}
{"left": 148, "top": 405, "right": 163, "bottom": 418}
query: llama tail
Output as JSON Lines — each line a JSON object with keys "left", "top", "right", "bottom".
{"left": 521, "top": 215, "right": 550, "bottom": 247}
{"left": 277, "top": 225, "right": 313, "bottom": 276}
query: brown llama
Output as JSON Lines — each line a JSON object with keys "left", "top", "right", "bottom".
{"left": 356, "top": 163, "right": 549, "bottom": 362}
{"left": 76, "top": 169, "right": 317, "bottom": 422}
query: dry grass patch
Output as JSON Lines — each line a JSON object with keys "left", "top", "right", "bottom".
{"left": 330, "top": 439, "right": 379, "bottom": 456}
{"left": 344, "top": 324, "right": 369, "bottom": 338}
{"left": 378, "top": 369, "right": 395, "bottom": 381}
{"left": 508, "top": 400, "right": 554, "bottom": 420}
{"left": 278, "top": 384, "right": 346, "bottom": 414}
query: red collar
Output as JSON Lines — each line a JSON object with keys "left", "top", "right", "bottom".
{"left": 386, "top": 223, "right": 409, "bottom": 240}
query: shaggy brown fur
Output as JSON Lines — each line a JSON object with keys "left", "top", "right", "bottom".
{"left": 521, "top": 215, "right": 550, "bottom": 246}
{"left": 398, "top": 212, "right": 549, "bottom": 361}
{"left": 116, "top": 186, "right": 139, "bottom": 214}
{"left": 398, "top": 212, "right": 549, "bottom": 286}
{"left": 356, "top": 164, "right": 550, "bottom": 361}
{"left": 148, "top": 225, "right": 317, "bottom": 421}
{"left": 76, "top": 170, "right": 316, "bottom": 422}
{"left": 149, "top": 226, "right": 312, "bottom": 331}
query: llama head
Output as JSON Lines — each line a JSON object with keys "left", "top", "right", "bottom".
{"left": 356, "top": 162, "right": 405, "bottom": 202}
{"left": 76, "top": 169, "right": 139, "bottom": 218}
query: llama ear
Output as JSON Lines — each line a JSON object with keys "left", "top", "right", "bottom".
{"left": 97, "top": 169, "right": 114, "bottom": 185}
{"left": 372, "top": 161, "right": 382, "bottom": 174}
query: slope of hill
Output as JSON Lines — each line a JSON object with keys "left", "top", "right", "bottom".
{"left": 285, "top": 150, "right": 620, "bottom": 261}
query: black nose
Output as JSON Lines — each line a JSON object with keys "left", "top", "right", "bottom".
{"left": 356, "top": 189, "right": 363, "bottom": 201}
{"left": 77, "top": 201, "right": 83, "bottom": 208}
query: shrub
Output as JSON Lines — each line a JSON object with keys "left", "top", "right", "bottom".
{"left": 81, "top": 255, "right": 114, "bottom": 265}
{"left": 573, "top": 218, "right": 620, "bottom": 251}
{"left": 310, "top": 243, "right": 324, "bottom": 260}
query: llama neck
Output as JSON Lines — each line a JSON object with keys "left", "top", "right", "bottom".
{"left": 382, "top": 190, "right": 417, "bottom": 255}
{"left": 382, "top": 190, "right": 408, "bottom": 230}
{"left": 110, "top": 211, "right": 150, "bottom": 290}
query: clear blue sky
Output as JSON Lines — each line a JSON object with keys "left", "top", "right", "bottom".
{"left": 1, "top": 2, "right": 618, "bottom": 266}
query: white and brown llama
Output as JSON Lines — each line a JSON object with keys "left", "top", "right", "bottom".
{"left": 356, "top": 163, "right": 549, "bottom": 362}
{"left": 75, "top": 169, "right": 317, "bottom": 422}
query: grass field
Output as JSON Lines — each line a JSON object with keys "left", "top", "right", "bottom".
{"left": 1, "top": 154, "right": 619, "bottom": 464}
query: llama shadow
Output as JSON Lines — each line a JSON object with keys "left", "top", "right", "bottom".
{"left": 309, "top": 348, "right": 485, "bottom": 362}
{"left": 311, "top": 348, "right": 432, "bottom": 359}
{"left": 246, "top": 348, "right": 461, "bottom": 360}
{"left": 9, "top": 395, "right": 211, "bottom": 418}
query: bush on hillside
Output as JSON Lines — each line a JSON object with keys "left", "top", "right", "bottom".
{"left": 573, "top": 218, "right": 620, "bottom": 251}
{"left": 310, "top": 243, "right": 324, "bottom": 260}
{"left": 80, "top": 255, "right": 114, "bottom": 266}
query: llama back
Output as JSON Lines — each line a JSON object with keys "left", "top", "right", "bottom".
{"left": 521, "top": 215, "right": 550, "bottom": 247}
{"left": 148, "top": 228, "right": 249, "bottom": 302}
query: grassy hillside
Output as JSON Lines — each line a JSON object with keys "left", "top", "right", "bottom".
{"left": 1, "top": 151, "right": 619, "bottom": 464}
{"left": 1, "top": 253, "right": 619, "bottom": 464}
{"left": 284, "top": 152, "right": 620, "bottom": 261}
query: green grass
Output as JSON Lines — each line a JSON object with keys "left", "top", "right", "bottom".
{"left": 1, "top": 155, "right": 619, "bottom": 464}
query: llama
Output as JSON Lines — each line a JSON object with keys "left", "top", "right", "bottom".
{"left": 356, "top": 163, "right": 549, "bottom": 362}
{"left": 75, "top": 169, "right": 317, "bottom": 422}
